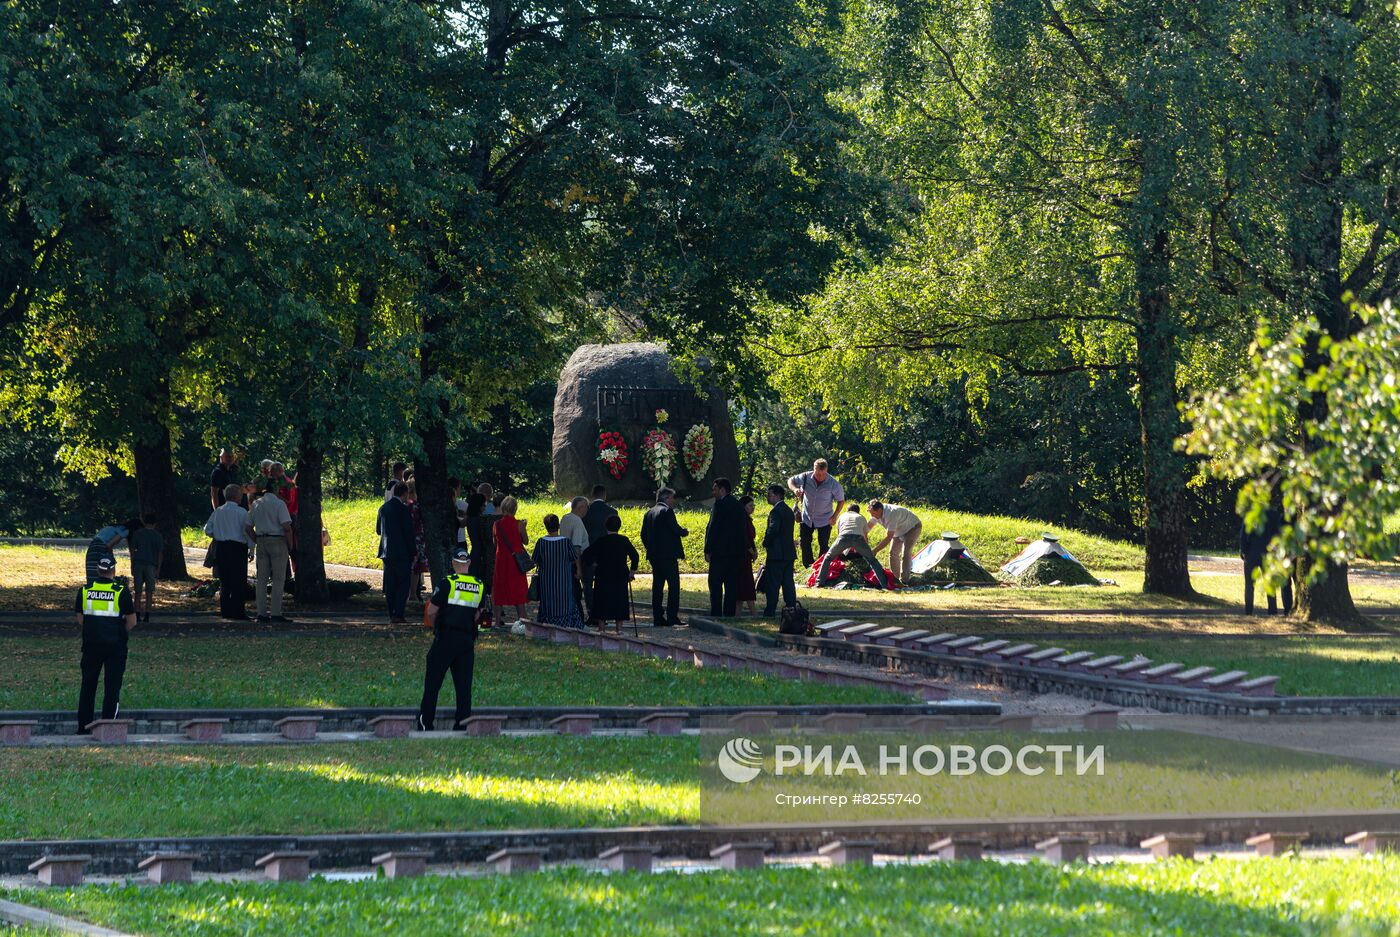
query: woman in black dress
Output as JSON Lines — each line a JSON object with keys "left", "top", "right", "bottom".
{"left": 580, "top": 514, "right": 640, "bottom": 631}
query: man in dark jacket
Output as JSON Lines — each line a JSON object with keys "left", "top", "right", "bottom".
{"left": 378, "top": 482, "right": 417, "bottom": 623}
{"left": 762, "top": 484, "right": 797, "bottom": 616}
{"left": 641, "top": 487, "right": 688, "bottom": 627}
{"left": 704, "top": 477, "right": 747, "bottom": 616}
{"left": 1241, "top": 506, "right": 1292, "bottom": 615}
{"left": 581, "top": 485, "right": 619, "bottom": 616}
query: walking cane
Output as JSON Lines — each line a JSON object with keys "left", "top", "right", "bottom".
{"left": 627, "top": 575, "right": 638, "bottom": 637}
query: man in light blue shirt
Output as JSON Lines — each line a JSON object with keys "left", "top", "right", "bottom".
{"left": 204, "top": 484, "right": 254, "bottom": 620}
{"left": 787, "top": 458, "right": 846, "bottom": 569}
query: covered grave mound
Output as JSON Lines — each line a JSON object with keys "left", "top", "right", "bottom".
{"left": 904, "top": 532, "right": 997, "bottom": 586}
{"left": 1000, "top": 534, "right": 1099, "bottom": 586}
{"left": 806, "top": 550, "right": 897, "bottom": 590}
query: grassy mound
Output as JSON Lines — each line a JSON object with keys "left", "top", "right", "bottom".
{"left": 906, "top": 553, "right": 997, "bottom": 586}
{"left": 1007, "top": 553, "right": 1100, "bottom": 587}
{"left": 184, "top": 498, "right": 1147, "bottom": 574}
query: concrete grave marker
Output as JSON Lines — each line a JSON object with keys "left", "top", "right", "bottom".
{"left": 549, "top": 713, "right": 600, "bottom": 736}
{"left": 138, "top": 852, "right": 197, "bottom": 885}
{"left": 1036, "top": 835, "right": 1092, "bottom": 864}
{"left": 179, "top": 718, "right": 228, "bottom": 742}
{"left": 461, "top": 715, "right": 507, "bottom": 736}
{"left": 255, "top": 850, "right": 316, "bottom": 882}
{"left": 487, "top": 847, "right": 547, "bottom": 874}
{"left": 598, "top": 845, "right": 657, "bottom": 872}
{"left": 930, "top": 836, "right": 983, "bottom": 861}
{"left": 1140, "top": 834, "right": 1202, "bottom": 860}
{"left": 27, "top": 855, "right": 90, "bottom": 886}
{"left": 710, "top": 842, "right": 768, "bottom": 870}
{"left": 818, "top": 840, "right": 876, "bottom": 866}
{"left": 273, "top": 716, "right": 321, "bottom": 740}
{"left": 1245, "top": 832, "right": 1307, "bottom": 857}
{"left": 367, "top": 715, "right": 415, "bottom": 739}
{"left": 85, "top": 719, "right": 132, "bottom": 743}
{"left": 372, "top": 851, "right": 430, "bottom": 879}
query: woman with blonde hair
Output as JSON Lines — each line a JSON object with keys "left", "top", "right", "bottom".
{"left": 492, "top": 496, "right": 530, "bottom": 629}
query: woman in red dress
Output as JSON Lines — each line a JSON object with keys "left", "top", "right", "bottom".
{"left": 493, "top": 496, "right": 530, "bottom": 628}
{"left": 737, "top": 496, "right": 758, "bottom": 615}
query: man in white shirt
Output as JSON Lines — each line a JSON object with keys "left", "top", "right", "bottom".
{"left": 203, "top": 484, "right": 255, "bottom": 620}
{"left": 249, "top": 487, "right": 295, "bottom": 622}
{"left": 559, "top": 496, "right": 591, "bottom": 619}
{"left": 559, "top": 496, "right": 591, "bottom": 558}
{"left": 867, "top": 500, "right": 924, "bottom": 584}
{"left": 815, "top": 504, "right": 891, "bottom": 590}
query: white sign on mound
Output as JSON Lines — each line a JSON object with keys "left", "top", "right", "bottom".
{"left": 1000, "top": 535, "right": 1083, "bottom": 577}
{"left": 910, "top": 533, "right": 986, "bottom": 575}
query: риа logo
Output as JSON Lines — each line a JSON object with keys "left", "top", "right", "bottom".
{"left": 717, "top": 737, "right": 764, "bottom": 783}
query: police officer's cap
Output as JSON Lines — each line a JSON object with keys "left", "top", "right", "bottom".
{"left": 95, "top": 555, "right": 117, "bottom": 571}
{"left": 452, "top": 547, "right": 470, "bottom": 562}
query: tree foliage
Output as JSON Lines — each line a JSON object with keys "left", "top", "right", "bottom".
{"left": 1185, "top": 299, "right": 1400, "bottom": 624}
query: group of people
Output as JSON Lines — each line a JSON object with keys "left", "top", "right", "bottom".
{"left": 699, "top": 459, "right": 929, "bottom": 616}
{"left": 203, "top": 448, "right": 300, "bottom": 622}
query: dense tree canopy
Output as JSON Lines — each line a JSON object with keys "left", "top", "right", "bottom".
{"left": 1, "top": 0, "right": 1396, "bottom": 619}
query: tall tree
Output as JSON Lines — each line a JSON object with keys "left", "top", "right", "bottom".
{"left": 403, "top": 0, "right": 882, "bottom": 582}
{"left": 761, "top": 0, "right": 1258, "bottom": 595}
{"left": 1209, "top": 0, "right": 1400, "bottom": 621}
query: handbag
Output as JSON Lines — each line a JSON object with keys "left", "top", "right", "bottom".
{"left": 514, "top": 550, "right": 536, "bottom": 574}
{"left": 202, "top": 540, "right": 217, "bottom": 569}
{"left": 778, "top": 601, "right": 812, "bottom": 636}
{"left": 527, "top": 574, "right": 540, "bottom": 602}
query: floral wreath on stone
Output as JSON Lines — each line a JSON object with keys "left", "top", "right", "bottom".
{"left": 682, "top": 424, "right": 714, "bottom": 480}
{"left": 596, "top": 428, "right": 629, "bottom": 479}
{"left": 640, "top": 427, "right": 677, "bottom": 485}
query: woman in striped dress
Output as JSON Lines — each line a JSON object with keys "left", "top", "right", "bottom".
{"left": 531, "top": 514, "right": 585, "bottom": 629}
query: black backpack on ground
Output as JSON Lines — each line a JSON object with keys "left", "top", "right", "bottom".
{"left": 778, "top": 601, "right": 812, "bottom": 636}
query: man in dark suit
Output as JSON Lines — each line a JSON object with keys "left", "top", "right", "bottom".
{"left": 377, "top": 482, "right": 416, "bottom": 623}
{"left": 704, "top": 477, "right": 746, "bottom": 617}
{"left": 762, "top": 483, "right": 797, "bottom": 616}
{"left": 1241, "top": 505, "right": 1292, "bottom": 615}
{"left": 581, "top": 484, "right": 619, "bottom": 616}
{"left": 640, "top": 487, "right": 688, "bottom": 627}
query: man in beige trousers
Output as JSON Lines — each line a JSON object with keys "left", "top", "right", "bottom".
{"left": 867, "top": 500, "right": 923, "bottom": 584}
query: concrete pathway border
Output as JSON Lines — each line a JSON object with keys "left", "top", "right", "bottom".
{"left": 0, "top": 898, "right": 134, "bottom": 936}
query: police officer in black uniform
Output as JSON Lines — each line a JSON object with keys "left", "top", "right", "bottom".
{"left": 75, "top": 554, "right": 137, "bottom": 733}
{"left": 416, "top": 547, "right": 485, "bottom": 731}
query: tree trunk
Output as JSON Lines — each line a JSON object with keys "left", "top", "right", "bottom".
{"left": 1288, "top": 26, "right": 1360, "bottom": 624}
{"left": 1135, "top": 227, "right": 1194, "bottom": 597}
{"left": 415, "top": 416, "right": 455, "bottom": 589}
{"left": 132, "top": 420, "right": 188, "bottom": 581}
{"left": 293, "top": 426, "right": 330, "bottom": 604}
{"left": 1294, "top": 555, "right": 1360, "bottom": 624}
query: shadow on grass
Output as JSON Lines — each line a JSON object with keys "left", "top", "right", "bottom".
{"left": 0, "top": 635, "right": 903, "bottom": 711}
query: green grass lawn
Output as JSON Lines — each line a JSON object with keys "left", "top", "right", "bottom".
{"left": 3, "top": 730, "right": 1394, "bottom": 840}
{"left": 188, "top": 497, "right": 1147, "bottom": 575}
{"left": 0, "top": 737, "right": 697, "bottom": 839}
{"left": 10, "top": 857, "right": 1400, "bottom": 937}
{"left": 0, "top": 634, "right": 904, "bottom": 712}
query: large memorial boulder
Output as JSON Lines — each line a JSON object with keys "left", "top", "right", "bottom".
{"left": 552, "top": 343, "right": 739, "bottom": 502}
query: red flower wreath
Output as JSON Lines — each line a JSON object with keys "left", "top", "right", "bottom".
{"left": 596, "top": 429, "right": 629, "bottom": 479}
